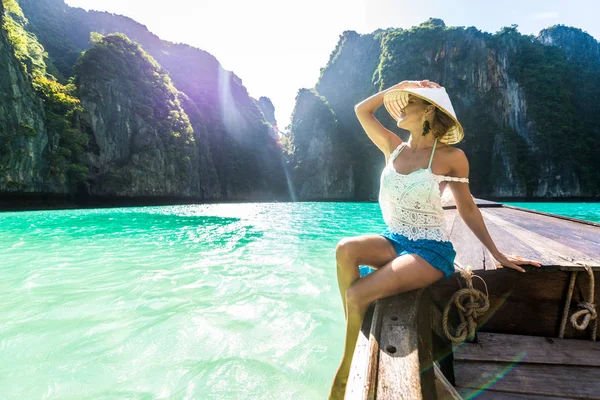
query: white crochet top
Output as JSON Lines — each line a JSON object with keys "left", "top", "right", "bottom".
{"left": 378, "top": 137, "right": 469, "bottom": 242}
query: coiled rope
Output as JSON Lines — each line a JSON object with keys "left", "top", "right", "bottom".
{"left": 559, "top": 262, "right": 597, "bottom": 341}
{"left": 442, "top": 263, "right": 490, "bottom": 343}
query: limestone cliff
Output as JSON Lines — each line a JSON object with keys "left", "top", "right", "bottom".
{"left": 0, "top": 0, "right": 81, "bottom": 194}
{"left": 254, "top": 96, "right": 277, "bottom": 127}
{"left": 74, "top": 34, "right": 201, "bottom": 197}
{"left": 287, "top": 89, "right": 353, "bottom": 199}
{"left": 0, "top": 0, "right": 48, "bottom": 192}
{"left": 291, "top": 19, "right": 600, "bottom": 199}
{"left": 17, "top": 0, "right": 287, "bottom": 200}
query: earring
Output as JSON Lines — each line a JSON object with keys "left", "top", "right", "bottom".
{"left": 422, "top": 120, "right": 431, "bottom": 136}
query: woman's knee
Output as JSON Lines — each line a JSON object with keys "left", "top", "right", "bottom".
{"left": 336, "top": 237, "right": 359, "bottom": 264}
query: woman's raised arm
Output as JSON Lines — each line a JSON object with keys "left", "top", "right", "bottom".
{"left": 354, "top": 80, "right": 440, "bottom": 156}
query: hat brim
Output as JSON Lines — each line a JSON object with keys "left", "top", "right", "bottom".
{"left": 383, "top": 89, "right": 464, "bottom": 145}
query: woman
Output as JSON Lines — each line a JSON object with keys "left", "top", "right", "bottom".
{"left": 328, "top": 79, "right": 542, "bottom": 399}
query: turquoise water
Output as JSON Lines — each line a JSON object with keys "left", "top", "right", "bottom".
{"left": 0, "top": 201, "right": 598, "bottom": 399}
{"left": 0, "top": 202, "right": 387, "bottom": 399}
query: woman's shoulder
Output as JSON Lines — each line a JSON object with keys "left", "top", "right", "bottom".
{"left": 437, "top": 143, "right": 466, "bottom": 159}
{"left": 434, "top": 143, "right": 468, "bottom": 175}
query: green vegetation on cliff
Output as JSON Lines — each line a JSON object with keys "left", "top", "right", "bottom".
{"left": 2, "top": 0, "right": 46, "bottom": 76}
{"left": 34, "top": 76, "right": 89, "bottom": 184}
{"left": 285, "top": 88, "right": 354, "bottom": 199}
{"left": 75, "top": 33, "right": 195, "bottom": 150}
{"left": 1, "top": 0, "right": 88, "bottom": 189}
{"left": 498, "top": 26, "right": 600, "bottom": 193}
{"left": 16, "top": 0, "right": 286, "bottom": 199}
{"left": 73, "top": 33, "right": 197, "bottom": 194}
{"left": 308, "top": 19, "right": 600, "bottom": 198}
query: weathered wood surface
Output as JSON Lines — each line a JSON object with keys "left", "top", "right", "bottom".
{"left": 481, "top": 208, "right": 600, "bottom": 269}
{"left": 376, "top": 289, "right": 432, "bottom": 400}
{"left": 431, "top": 269, "right": 600, "bottom": 340}
{"left": 345, "top": 302, "right": 380, "bottom": 400}
{"left": 348, "top": 199, "right": 600, "bottom": 398}
{"left": 500, "top": 204, "right": 600, "bottom": 231}
{"left": 345, "top": 290, "right": 436, "bottom": 399}
{"left": 433, "top": 363, "right": 462, "bottom": 400}
{"left": 417, "top": 290, "right": 436, "bottom": 400}
{"left": 458, "top": 388, "right": 571, "bottom": 400}
{"left": 453, "top": 332, "right": 600, "bottom": 367}
{"left": 454, "top": 361, "right": 600, "bottom": 399}
{"left": 453, "top": 332, "right": 600, "bottom": 399}
{"left": 442, "top": 197, "right": 503, "bottom": 209}
{"left": 448, "top": 211, "right": 488, "bottom": 271}
{"left": 443, "top": 200, "right": 600, "bottom": 273}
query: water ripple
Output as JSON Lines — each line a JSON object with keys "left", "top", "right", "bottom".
{"left": 13, "top": 202, "right": 595, "bottom": 397}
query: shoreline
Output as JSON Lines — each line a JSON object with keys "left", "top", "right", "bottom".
{"left": 0, "top": 193, "right": 599, "bottom": 212}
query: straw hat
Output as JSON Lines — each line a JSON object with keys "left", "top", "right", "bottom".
{"left": 383, "top": 86, "right": 464, "bottom": 145}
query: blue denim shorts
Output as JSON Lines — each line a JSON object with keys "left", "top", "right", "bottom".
{"left": 359, "top": 227, "right": 456, "bottom": 280}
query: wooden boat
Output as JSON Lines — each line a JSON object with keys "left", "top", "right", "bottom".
{"left": 346, "top": 198, "right": 599, "bottom": 399}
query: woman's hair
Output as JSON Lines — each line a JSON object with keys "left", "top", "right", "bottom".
{"left": 421, "top": 98, "right": 456, "bottom": 140}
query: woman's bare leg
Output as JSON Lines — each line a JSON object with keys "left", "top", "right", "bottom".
{"left": 335, "top": 235, "right": 396, "bottom": 320}
{"left": 328, "top": 253, "right": 445, "bottom": 400}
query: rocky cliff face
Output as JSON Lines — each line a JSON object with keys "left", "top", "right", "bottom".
{"left": 16, "top": 0, "right": 288, "bottom": 201}
{"left": 0, "top": 8, "right": 46, "bottom": 191}
{"left": 0, "top": 0, "right": 65, "bottom": 193}
{"left": 313, "top": 30, "right": 387, "bottom": 199}
{"left": 289, "top": 19, "right": 600, "bottom": 199}
{"left": 538, "top": 25, "right": 600, "bottom": 66}
{"left": 74, "top": 34, "right": 202, "bottom": 197}
{"left": 288, "top": 89, "right": 354, "bottom": 199}
{"left": 254, "top": 96, "right": 277, "bottom": 127}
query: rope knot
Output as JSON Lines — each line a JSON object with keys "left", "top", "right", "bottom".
{"left": 571, "top": 302, "right": 597, "bottom": 331}
{"left": 443, "top": 265, "right": 490, "bottom": 343}
{"left": 559, "top": 262, "right": 597, "bottom": 341}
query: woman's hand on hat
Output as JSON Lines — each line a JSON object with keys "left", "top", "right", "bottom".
{"left": 393, "top": 80, "right": 442, "bottom": 90}
{"left": 493, "top": 252, "right": 542, "bottom": 273}
{"left": 418, "top": 80, "right": 442, "bottom": 88}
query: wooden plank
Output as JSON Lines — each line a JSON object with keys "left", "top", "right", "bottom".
{"left": 417, "top": 290, "right": 436, "bottom": 400}
{"left": 453, "top": 332, "right": 600, "bottom": 367}
{"left": 503, "top": 204, "right": 600, "bottom": 228}
{"left": 377, "top": 290, "right": 424, "bottom": 399}
{"left": 431, "top": 303, "right": 446, "bottom": 340}
{"left": 449, "top": 216, "right": 486, "bottom": 271}
{"left": 487, "top": 207, "right": 600, "bottom": 259}
{"left": 479, "top": 214, "right": 551, "bottom": 268}
{"left": 346, "top": 302, "right": 379, "bottom": 399}
{"left": 454, "top": 361, "right": 600, "bottom": 399}
{"left": 457, "top": 387, "right": 571, "bottom": 399}
{"left": 443, "top": 208, "right": 461, "bottom": 277}
{"left": 444, "top": 208, "right": 460, "bottom": 239}
{"left": 442, "top": 197, "right": 503, "bottom": 209}
{"left": 481, "top": 208, "right": 593, "bottom": 266}
{"left": 443, "top": 203, "right": 512, "bottom": 272}
{"left": 482, "top": 246, "right": 498, "bottom": 271}
{"left": 560, "top": 264, "right": 600, "bottom": 272}
{"left": 487, "top": 206, "right": 600, "bottom": 245}
{"left": 480, "top": 209, "right": 600, "bottom": 268}
{"left": 432, "top": 317, "right": 457, "bottom": 388}
{"left": 434, "top": 363, "right": 463, "bottom": 400}
{"left": 366, "top": 302, "right": 383, "bottom": 400}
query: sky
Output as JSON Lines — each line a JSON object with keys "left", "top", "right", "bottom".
{"left": 64, "top": 0, "right": 599, "bottom": 131}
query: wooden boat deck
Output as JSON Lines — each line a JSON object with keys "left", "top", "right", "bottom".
{"left": 445, "top": 199, "right": 600, "bottom": 272}
{"left": 345, "top": 198, "right": 600, "bottom": 399}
